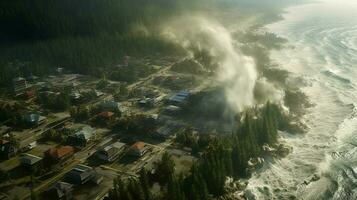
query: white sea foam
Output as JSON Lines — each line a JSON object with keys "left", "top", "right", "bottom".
{"left": 246, "top": 0, "right": 357, "bottom": 199}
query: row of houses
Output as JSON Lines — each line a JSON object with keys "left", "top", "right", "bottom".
{"left": 44, "top": 164, "right": 101, "bottom": 200}
{"left": 0, "top": 124, "right": 95, "bottom": 161}
{"left": 41, "top": 141, "right": 149, "bottom": 199}
{"left": 11, "top": 73, "right": 80, "bottom": 98}
{"left": 96, "top": 141, "right": 148, "bottom": 162}
{"left": 19, "top": 145, "right": 75, "bottom": 171}
{"left": 38, "top": 140, "right": 149, "bottom": 199}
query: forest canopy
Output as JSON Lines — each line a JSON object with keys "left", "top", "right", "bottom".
{"left": 0, "top": 0, "right": 199, "bottom": 86}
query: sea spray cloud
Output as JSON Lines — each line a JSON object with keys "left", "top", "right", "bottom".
{"left": 161, "top": 16, "right": 257, "bottom": 112}
{"left": 254, "top": 78, "right": 285, "bottom": 105}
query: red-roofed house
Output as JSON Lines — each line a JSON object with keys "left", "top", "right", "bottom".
{"left": 128, "top": 141, "right": 148, "bottom": 157}
{"left": 96, "top": 111, "right": 115, "bottom": 127}
{"left": 45, "top": 146, "right": 74, "bottom": 167}
{"left": 24, "top": 89, "right": 36, "bottom": 100}
{"left": 98, "top": 111, "right": 114, "bottom": 119}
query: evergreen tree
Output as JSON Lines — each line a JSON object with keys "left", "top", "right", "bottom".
{"left": 185, "top": 164, "right": 209, "bottom": 200}
{"left": 155, "top": 152, "right": 175, "bottom": 185}
{"left": 139, "top": 169, "right": 152, "bottom": 200}
{"left": 166, "top": 175, "right": 185, "bottom": 200}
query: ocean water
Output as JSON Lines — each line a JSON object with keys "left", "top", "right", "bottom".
{"left": 245, "top": 0, "right": 357, "bottom": 199}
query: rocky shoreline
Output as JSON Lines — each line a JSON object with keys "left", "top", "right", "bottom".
{"left": 220, "top": 2, "right": 313, "bottom": 198}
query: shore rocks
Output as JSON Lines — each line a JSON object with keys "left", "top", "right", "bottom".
{"left": 262, "top": 143, "right": 292, "bottom": 157}
{"left": 247, "top": 157, "right": 265, "bottom": 173}
{"left": 222, "top": 178, "right": 248, "bottom": 200}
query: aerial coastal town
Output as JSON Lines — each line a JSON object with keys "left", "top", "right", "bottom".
{"left": 1, "top": 0, "right": 354, "bottom": 199}
{"left": 0, "top": 56, "right": 209, "bottom": 200}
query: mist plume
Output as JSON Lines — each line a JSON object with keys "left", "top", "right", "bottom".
{"left": 162, "top": 16, "right": 257, "bottom": 112}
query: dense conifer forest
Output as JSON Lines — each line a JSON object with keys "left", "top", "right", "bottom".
{"left": 0, "top": 0, "right": 197, "bottom": 86}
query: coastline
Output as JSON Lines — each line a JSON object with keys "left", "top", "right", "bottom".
{"left": 224, "top": 2, "right": 315, "bottom": 199}
{"left": 242, "top": 0, "right": 357, "bottom": 199}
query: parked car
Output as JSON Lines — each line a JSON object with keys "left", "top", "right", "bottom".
{"left": 28, "top": 141, "right": 37, "bottom": 150}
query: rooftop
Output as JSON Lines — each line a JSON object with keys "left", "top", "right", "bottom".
{"left": 74, "top": 126, "right": 95, "bottom": 140}
{"left": 0, "top": 139, "right": 9, "bottom": 145}
{"left": 98, "top": 111, "right": 114, "bottom": 118}
{"left": 66, "top": 164, "right": 95, "bottom": 184}
{"left": 46, "top": 146, "right": 74, "bottom": 160}
{"left": 23, "top": 113, "right": 46, "bottom": 124}
{"left": 72, "top": 164, "right": 93, "bottom": 172}
{"left": 169, "top": 90, "right": 190, "bottom": 103}
{"left": 111, "top": 141, "right": 126, "bottom": 149}
{"left": 101, "top": 101, "right": 121, "bottom": 108}
{"left": 20, "top": 153, "right": 42, "bottom": 165}
{"left": 131, "top": 141, "right": 145, "bottom": 151}
{"left": 46, "top": 181, "right": 73, "bottom": 199}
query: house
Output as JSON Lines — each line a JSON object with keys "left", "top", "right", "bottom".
{"left": 128, "top": 141, "right": 148, "bottom": 157}
{"left": 20, "top": 153, "right": 43, "bottom": 173}
{"left": 65, "top": 164, "right": 96, "bottom": 185}
{"left": 56, "top": 67, "right": 64, "bottom": 75}
{"left": 38, "top": 91, "right": 60, "bottom": 104}
{"left": 0, "top": 139, "right": 17, "bottom": 159}
{"left": 138, "top": 98, "right": 155, "bottom": 107}
{"left": 45, "top": 146, "right": 74, "bottom": 166}
{"left": 23, "top": 113, "right": 47, "bottom": 127}
{"left": 98, "top": 111, "right": 115, "bottom": 120}
{"left": 23, "top": 89, "right": 36, "bottom": 100}
{"left": 70, "top": 91, "right": 82, "bottom": 103}
{"left": 68, "top": 126, "right": 96, "bottom": 148}
{"left": 168, "top": 90, "right": 190, "bottom": 105}
{"left": 153, "top": 126, "right": 174, "bottom": 139}
{"left": 90, "top": 89, "right": 104, "bottom": 98}
{"left": 100, "top": 100, "right": 122, "bottom": 113}
{"left": 20, "top": 153, "right": 42, "bottom": 166}
{"left": 96, "top": 111, "right": 115, "bottom": 126}
{"left": 12, "top": 77, "right": 29, "bottom": 96}
{"left": 163, "top": 105, "right": 181, "bottom": 115}
{"left": 96, "top": 141, "right": 126, "bottom": 162}
{"left": 44, "top": 181, "right": 74, "bottom": 200}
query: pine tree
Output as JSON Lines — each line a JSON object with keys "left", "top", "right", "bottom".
{"left": 156, "top": 152, "right": 175, "bottom": 185}
{"left": 167, "top": 174, "right": 185, "bottom": 200}
{"left": 139, "top": 169, "right": 152, "bottom": 200}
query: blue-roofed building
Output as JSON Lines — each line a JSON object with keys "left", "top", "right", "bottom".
{"left": 69, "top": 125, "right": 96, "bottom": 148}
{"left": 168, "top": 90, "right": 190, "bottom": 105}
